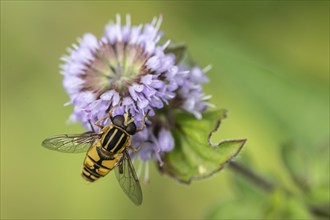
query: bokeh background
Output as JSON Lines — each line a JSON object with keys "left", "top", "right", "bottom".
{"left": 1, "top": 1, "right": 329, "bottom": 219}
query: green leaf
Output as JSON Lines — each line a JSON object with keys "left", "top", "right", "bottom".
{"left": 281, "top": 140, "right": 330, "bottom": 198}
{"left": 281, "top": 141, "right": 330, "bottom": 219}
{"left": 264, "top": 190, "right": 314, "bottom": 219}
{"left": 159, "top": 109, "right": 247, "bottom": 183}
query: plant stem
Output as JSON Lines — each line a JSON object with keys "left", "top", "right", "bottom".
{"left": 228, "top": 161, "right": 274, "bottom": 192}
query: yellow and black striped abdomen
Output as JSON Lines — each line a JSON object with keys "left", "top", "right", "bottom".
{"left": 81, "top": 126, "right": 129, "bottom": 182}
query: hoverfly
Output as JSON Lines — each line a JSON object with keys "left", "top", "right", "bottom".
{"left": 42, "top": 104, "right": 146, "bottom": 205}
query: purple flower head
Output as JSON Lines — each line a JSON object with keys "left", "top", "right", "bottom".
{"left": 60, "top": 15, "right": 212, "bottom": 180}
{"left": 61, "top": 15, "right": 178, "bottom": 130}
{"left": 174, "top": 65, "right": 213, "bottom": 119}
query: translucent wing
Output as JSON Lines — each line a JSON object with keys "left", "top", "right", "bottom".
{"left": 42, "top": 132, "right": 100, "bottom": 153}
{"left": 115, "top": 150, "right": 143, "bottom": 205}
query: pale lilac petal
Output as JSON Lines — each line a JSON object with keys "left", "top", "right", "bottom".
{"left": 128, "top": 86, "right": 138, "bottom": 100}
{"left": 137, "top": 99, "right": 149, "bottom": 109}
{"left": 80, "top": 33, "right": 98, "bottom": 50}
{"left": 146, "top": 56, "right": 160, "bottom": 70}
{"left": 141, "top": 75, "right": 153, "bottom": 85}
{"left": 100, "top": 90, "right": 114, "bottom": 101}
{"left": 158, "top": 129, "right": 174, "bottom": 152}
{"left": 122, "top": 96, "right": 134, "bottom": 105}
{"left": 150, "top": 79, "right": 163, "bottom": 88}
{"left": 112, "top": 91, "right": 120, "bottom": 105}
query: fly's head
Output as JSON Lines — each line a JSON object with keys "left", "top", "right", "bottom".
{"left": 111, "top": 112, "right": 137, "bottom": 135}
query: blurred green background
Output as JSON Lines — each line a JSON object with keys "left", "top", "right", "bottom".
{"left": 1, "top": 1, "right": 329, "bottom": 219}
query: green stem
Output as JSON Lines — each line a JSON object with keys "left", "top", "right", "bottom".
{"left": 228, "top": 161, "right": 274, "bottom": 192}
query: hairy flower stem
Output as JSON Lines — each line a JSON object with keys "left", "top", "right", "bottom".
{"left": 228, "top": 161, "right": 274, "bottom": 192}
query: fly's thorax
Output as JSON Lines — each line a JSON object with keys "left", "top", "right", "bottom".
{"left": 101, "top": 125, "right": 131, "bottom": 154}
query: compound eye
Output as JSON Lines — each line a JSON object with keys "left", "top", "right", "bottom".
{"left": 126, "top": 122, "right": 137, "bottom": 135}
{"left": 112, "top": 115, "right": 124, "bottom": 127}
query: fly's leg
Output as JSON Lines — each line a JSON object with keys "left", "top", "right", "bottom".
{"left": 94, "top": 101, "right": 123, "bottom": 129}
{"left": 108, "top": 100, "right": 122, "bottom": 118}
{"left": 129, "top": 142, "right": 144, "bottom": 153}
{"left": 136, "top": 110, "right": 149, "bottom": 132}
{"left": 94, "top": 115, "right": 110, "bottom": 129}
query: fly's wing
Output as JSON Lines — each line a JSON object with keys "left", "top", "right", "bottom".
{"left": 114, "top": 150, "right": 143, "bottom": 205}
{"left": 42, "top": 132, "right": 100, "bottom": 153}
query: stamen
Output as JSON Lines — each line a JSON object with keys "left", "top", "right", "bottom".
{"left": 116, "top": 14, "right": 121, "bottom": 26}
{"left": 64, "top": 101, "right": 72, "bottom": 106}
{"left": 162, "top": 40, "right": 171, "bottom": 50}
{"left": 155, "top": 15, "right": 163, "bottom": 32}
{"left": 126, "top": 14, "right": 131, "bottom": 27}
{"left": 144, "top": 161, "right": 150, "bottom": 184}
{"left": 202, "top": 64, "right": 212, "bottom": 73}
{"left": 154, "top": 35, "right": 161, "bottom": 43}
{"left": 180, "top": 70, "right": 190, "bottom": 74}
{"left": 60, "top": 56, "right": 69, "bottom": 62}
{"left": 150, "top": 133, "right": 164, "bottom": 166}
{"left": 151, "top": 133, "right": 161, "bottom": 153}
{"left": 136, "top": 160, "right": 144, "bottom": 179}
{"left": 151, "top": 17, "right": 157, "bottom": 26}
{"left": 72, "top": 43, "right": 79, "bottom": 50}
{"left": 205, "top": 102, "right": 216, "bottom": 108}
{"left": 202, "top": 95, "right": 212, "bottom": 100}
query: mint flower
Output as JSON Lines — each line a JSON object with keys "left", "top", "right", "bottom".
{"left": 62, "top": 15, "right": 179, "bottom": 130}
{"left": 174, "top": 65, "right": 213, "bottom": 119}
{"left": 60, "top": 15, "right": 245, "bottom": 183}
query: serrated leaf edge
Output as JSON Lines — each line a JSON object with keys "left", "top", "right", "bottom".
{"left": 179, "top": 138, "right": 247, "bottom": 184}
{"left": 164, "top": 111, "right": 247, "bottom": 184}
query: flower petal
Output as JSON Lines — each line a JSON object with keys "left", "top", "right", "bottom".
{"left": 158, "top": 129, "right": 174, "bottom": 152}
